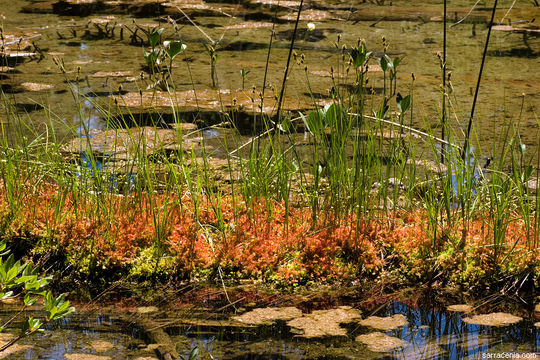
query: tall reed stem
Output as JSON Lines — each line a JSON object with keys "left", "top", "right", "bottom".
{"left": 276, "top": 0, "right": 304, "bottom": 123}
{"left": 462, "top": 0, "right": 499, "bottom": 158}
{"left": 441, "top": 0, "right": 447, "bottom": 164}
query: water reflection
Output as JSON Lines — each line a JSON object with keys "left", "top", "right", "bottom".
{"left": 0, "top": 301, "right": 537, "bottom": 359}
{"left": 380, "top": 301, "right": 539, "bottom": 360}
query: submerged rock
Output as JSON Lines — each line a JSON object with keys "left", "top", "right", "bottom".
{"left": 279, "top": 9, "right": 332, "bottom": 21}
{"left": 92, "top": 71, "right": 132, "bottom": 78}
{"left": 356, "top": 332, "right": 406, "bottom": 353}
{"left": 137, "top": 306, "right": 159, "bottom": 314}
{"left": 20, "top": 82, "right": 54, "bottom": 91}
{"left": 526, "top": 179, "right": 539, "bottom": 193}
{"left": 0, "top": 66, "right": 16, "bottom": 73}
{"left": 447, "top": 304, "right": 472, "bottom": 313}
{"left": 0, "top": 32, "right": 40, "bottom": 66}
{"left": 64, "top": 355, "right": 112, "bottom": 360}
{"left": 112, "top": 89, "right": 314, "bottom": 115}
{"left": 219, "top": 22, "right": 274, "bottom": 30}
{"left": 286, "top": 306, "right": 362, "bottom": 338}
{"left": 399, "top": 343, "right": 446, "bottom": 359}
{"left": 233, "top": 306, "right": 302, "bottom": 325}
{"left": 359, "top": 314, "right": 408, "bottom": 331}
{"left": 89, "top": 339, "right": 114, "bottom": 352}
{"left": 462, "top": 312, "right": 522, "bottom": 327}
{"left": 62, "top": 126, "right": 201, "bottom": 159}
{"left": 0, "top": 334, "right": 33, "bottom": 359}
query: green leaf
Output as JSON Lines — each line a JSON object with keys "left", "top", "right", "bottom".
{"left": 165, "top": 41, "right": 186, "bottom": 60}
{"left": 396, "top": 93, "right": 411, "bottom": 114}
{"left": 278, "top": 117, "right": 292, "bottom": 133}
{"left": 374, "top": 102, "right": 389, "bottom": 119}
{"left": 378, "top": 54, "right": 392, "bottom": 72}
{"left": 16, "top": 275, "right": 37, "bottom": 285}
{"left": 189, "top": 346, "right": 199, "bottom": 360}
{"left": 148, "top": 28, "right": 164, "bottom": 48}
{"left": 350, "top": 45, "right": 371, "bottom": 68}
{"left": 144, "top": 51, "right": 159, "bottom": 67}
{"left": 305, "top": 109, "right": 324, "bottom": 135}
{"left": 0, "top": 291, "right": 13, "bottom": 300}
{"left": 24, "top": 293, "right": 37, "bottom": 306}
{"left": 6, "top": 264, "right": 20, "bottom": 283}
{"left": 28, "top": 317, "right": 42, "bottom": 332}
{"left": 324, "top": 103, "right": 348, "bottom": 133}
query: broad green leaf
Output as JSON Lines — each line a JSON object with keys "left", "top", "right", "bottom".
{"left": 378, "top": 54, "right": 392, "bottom": 72}
{"left": 165, "top": 41, "right": 186, "bottom": 60}
{"left": 24, "top": 293, "right": 37, "bottom": 306}
{"left": 350, "top": 45, "right": 371, "bottom": 68}
{"left": 16, "top": 275, "right": 37, "bottom": 284}
{"left": 278, "top": 117, "right": 292, "bottom": 133}
{"left": 0, "top": 291, "right": 13, "bottom": 300}
{"left": 396, "top": 93, "right": 411, "bottom": 114}
{"left": 306, "top": 110, "right": 324, "bottom": 135}
{"left": 325, "top": 103, "right": 348, "bottom": 133}
{"left": 144, "top": 51, "right": 158, "bottom": 67}
{"left": 148, "top": 28, "right": 164, "bottom": 48}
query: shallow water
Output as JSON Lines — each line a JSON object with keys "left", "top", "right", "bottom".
{"left": 2, "top": 300, "right": 537, "bottom": 359}
{"left": 0, "top": 0, "right": 539, "bottom": 152}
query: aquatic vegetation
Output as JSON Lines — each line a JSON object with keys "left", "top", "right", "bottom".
{"left": 233, "top": 307, "right": 302, "bottom": 325}
{"left": 0, "top": 0, "right": 538, "bottom": 302}
{"left": 141, "top": 26, "right": 186, "bottom": 90}
{"left": 0, "top": 175, "right": 536, "bottom": 289}
{"left": 0, "top": 239, "right": 74, "bottom": 352}
{"left": 462, "top": 312, "right": 523, "bottom": 327}
{"left": 358, "top": 314, "right": 408, "bottom": 332}
{"left": 356, "top": 332, "right": 406, "bottom": 353}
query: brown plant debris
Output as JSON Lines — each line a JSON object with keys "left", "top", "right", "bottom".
{"left": 447, "top": 304, "right": 472, "bottom": 313}
{"left": 286, "top": 306, "right": 362, "bottom": 338}
{"left": 233, "top": 307, "right": 302, "bottom": 325}
{"left": 358, "top": 314, "right": 408, "bottom": 331}
{"left": 356, "top": 332, "right": 406, "bottom": 353}
{"left": 462, "top": 313, "right": 523, "bottom": 327}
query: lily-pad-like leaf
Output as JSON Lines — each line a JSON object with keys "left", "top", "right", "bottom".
{"left": 165, "top": 41, "right": 187, "bottom": 60}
